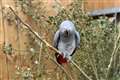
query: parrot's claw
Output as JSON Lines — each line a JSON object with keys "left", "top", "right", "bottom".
{"left": 61, "top": 53, "right": 65, "bottom": 58}
{"left": 66, "top": 56, "right": 72, "bottom": 62}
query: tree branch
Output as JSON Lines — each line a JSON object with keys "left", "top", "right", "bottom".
{"left": 8, "top": 6, "right": 92, "bottom": 80}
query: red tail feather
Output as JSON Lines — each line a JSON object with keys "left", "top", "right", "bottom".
{"left": 57, "top": 54, "right": 67, "bottom": 64}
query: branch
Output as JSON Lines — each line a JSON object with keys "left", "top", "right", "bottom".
{"left": 87, "top": 53, "right": 99, "bottom": 80}
{"left": 106, "top": 33, "right": 120, "bottom": 79}
{"left": 71, "top": 60, "right": 92, "bottom": 80}
{"left": 106, "top": 13, "right": 120, "bottom": 79}
{"left": 9, "top": 6, "right": 61, "bottom": 54}
{"left": 37, "top": 42, "right": 43, "bottom": 77}
{"left": 8, "top": 6, "right": 92, "bottom": 80}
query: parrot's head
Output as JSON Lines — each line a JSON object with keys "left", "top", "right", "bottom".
{"left": 59, "top": 20, "right": 76, "bottom": 37}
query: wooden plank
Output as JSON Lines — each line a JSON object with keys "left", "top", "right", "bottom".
{"left": 84, "top": 0, "right": 120, "bottom": 12}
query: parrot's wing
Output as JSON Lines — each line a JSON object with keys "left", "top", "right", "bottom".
{"left": 75, "top": 31, "right": 80, "bottom": 48}
{"left": 53, "top": 30, "right": 60, "bottom": 49}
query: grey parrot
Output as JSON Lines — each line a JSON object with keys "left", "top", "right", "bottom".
{"left": 53, "top": 20, "right": 80, "bottom": 64}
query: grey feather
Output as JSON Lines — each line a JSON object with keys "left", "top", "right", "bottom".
{"left": 75, "top": 31, "right": 80, "bottom": 48}
{"left": 53, "top": 30, "right": 60, "bottom": 48}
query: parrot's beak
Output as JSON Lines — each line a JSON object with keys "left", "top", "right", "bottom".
{"left": 64, "top": 30, "right": 69, "bottom": 37}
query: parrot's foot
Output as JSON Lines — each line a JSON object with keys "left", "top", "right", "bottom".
{"left": 61, "top": 53, "right": 72, "bottom": 62}
{"left": 66, "top": 56, "right": 72, "bottom": 62}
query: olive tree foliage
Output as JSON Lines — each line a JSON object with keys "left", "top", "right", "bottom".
{"left": 17, "top": 0, "right": 119, "bottom": 80}
{"left": 3, "top": 0, "right": 119, "bottom": 79}
{"left": 47, "top": 0, "right": 120, "bottom": 80}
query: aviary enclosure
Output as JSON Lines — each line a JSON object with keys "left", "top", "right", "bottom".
{"left": 0, "top": 0, "right": 120, "bottom": 80}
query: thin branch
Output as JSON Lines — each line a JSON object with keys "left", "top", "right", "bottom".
{"left": 71, "top": 60, "right": 92, "bottom": 80}
{"left": 106, "top": 34, "right": 120, "bottom": 79}
{"left": 37, "top": 42, "right": 43, "bottom": 77}
{"left": 88, "top": 53, "right": 99, "bottom": 80}
{"left": 38, "top": 42, "right": 43, "bottom": 65}
{"left": 8, "top": 6, "right": 92, "bottom": 80}
{"left": 106, "top": 13, "right": 120, "bottom": 79}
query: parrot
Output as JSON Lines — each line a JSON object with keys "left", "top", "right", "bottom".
{"left": 53, "top": 20, "right": 80, "bottom": 64}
